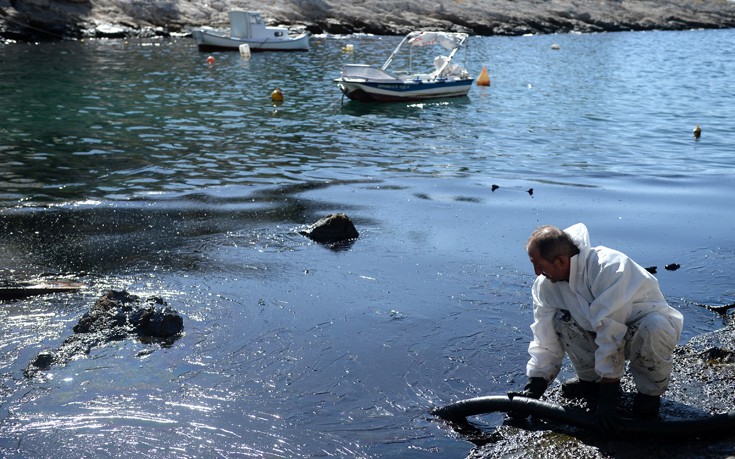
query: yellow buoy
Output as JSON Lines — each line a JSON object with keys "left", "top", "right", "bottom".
{"left": 476, "top": 65, "right": 490, "bottom": 86}
{"left": 693, "top": 124, "right": 701, "bottom": 139}
{"left": 342, "top": 44, "right": 354, "bottom": 52}
{"left": 271, "top": 87, "right": 284, "bottom": 102}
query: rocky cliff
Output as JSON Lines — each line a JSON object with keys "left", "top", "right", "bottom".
{"left": 2, "top": 0, "right": 735, "bottom": 42}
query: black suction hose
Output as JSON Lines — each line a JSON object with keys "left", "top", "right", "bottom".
{"left": 431, "top": 395, "right": 735, "bottom": 438}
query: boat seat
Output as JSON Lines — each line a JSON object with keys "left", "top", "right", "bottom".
{"left": 429, "top": 56, "right": 450, "bottom": 80}
{"left": 430, "top": 55, "right": 468, "bottom": 80}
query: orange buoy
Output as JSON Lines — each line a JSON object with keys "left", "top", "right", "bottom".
{"left": 271, "top": 87, "right": 284, "bottom": 102}
{"left": 207, "top": 55, "right": 215, "bottom": 65}
{"left": 476, "top": 66, "right": 490, "bottom": 86}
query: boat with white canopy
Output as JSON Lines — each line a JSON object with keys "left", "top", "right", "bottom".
{"left": 334, "top": 31, "right": 472, "bottom": 102}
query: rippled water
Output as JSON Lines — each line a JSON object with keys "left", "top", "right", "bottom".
{"left": 1, "top": 29, "right": 734, "bottom": 458}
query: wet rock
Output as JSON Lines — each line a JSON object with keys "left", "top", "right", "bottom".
{"left": 706, "top": 302, "right": 735, "bottom": 315}
{"left": 300, "top": 213, "right": 359, "bottom": 244}
{"left": 25, "top": 290, "right": 183, "bottom": 377}
{"left": 698, "top": 347, "right": 735, "bottom": 364}
{"left": 29, "top": 351, "right": 55, "bottom": 371}
{"left": 665, "top": 263, "right": 681, "bottom": 271}
{"left": 142, "top": 305, "right": 185, "bottom": 338}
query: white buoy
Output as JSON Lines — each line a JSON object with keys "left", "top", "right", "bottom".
{"left": 239, "top": 44, "right": 251, "bottom": 59}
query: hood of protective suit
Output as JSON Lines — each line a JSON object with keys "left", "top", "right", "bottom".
{"left": 563, "top": 223, "right": 591, "bottom": 251}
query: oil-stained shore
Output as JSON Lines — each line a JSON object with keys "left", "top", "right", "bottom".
{"left": 457, "top": 312, "right": 735, "bottom": 458}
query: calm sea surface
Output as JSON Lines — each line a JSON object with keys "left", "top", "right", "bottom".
{"left": 1, "top": 29, "right": 734, "bottom": 458}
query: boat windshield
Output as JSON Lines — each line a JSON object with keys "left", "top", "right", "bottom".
{"left": 381, "top": 31, "right": 468, "bottom": 74}
{"left": 340, "top": 64, "right": 398, "bottom": 81}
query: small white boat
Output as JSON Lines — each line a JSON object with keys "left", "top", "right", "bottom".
{"left": 334, "top": 31, "right": 472, "bottom": 103}
{"left": 192, "top": 11, "right": 309, "bottom": 52}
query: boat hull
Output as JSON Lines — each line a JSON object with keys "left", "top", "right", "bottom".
{"left": 192, "top": 29, "right": 309, "bottom": 52}
{"left": 335, "top": 78, "right": 473, "bottom": 102}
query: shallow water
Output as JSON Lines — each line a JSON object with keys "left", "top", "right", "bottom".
{"left": 1, "top": 29, "right": 734, "bottom": 458}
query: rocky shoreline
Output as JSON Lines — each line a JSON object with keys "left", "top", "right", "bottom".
{"left": 2, "top": 0, "right": 735, "bottom": 42}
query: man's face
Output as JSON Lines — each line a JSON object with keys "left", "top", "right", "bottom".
{"left": 528, "top": 248, "right": 569, "bottom": 283}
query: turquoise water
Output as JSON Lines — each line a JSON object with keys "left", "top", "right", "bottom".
{"left": 1, "top": 29, "right": 734, "bottom": 457}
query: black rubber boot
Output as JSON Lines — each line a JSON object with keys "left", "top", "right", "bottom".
{"left": 561, "top": 378, "right": 600, "bottom": 399}
{"left": 632, "top": 393, "right": 661, "bottom": 419}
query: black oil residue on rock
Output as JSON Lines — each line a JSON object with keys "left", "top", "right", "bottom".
{"left": 25, "top": 290, "right": 184, "bottom": 377}
{"left": 300, "top": 213, "right": 359, "bottom": 244}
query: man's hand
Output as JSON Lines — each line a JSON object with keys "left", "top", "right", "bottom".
{"left": 508, "top": 377, "right": 548, "bottom": 400}
{"left": 507, "top": 377, "right": 548, "bottom": 420}
{"left": 595, "top": 381, "right": 622, "bottom": 437}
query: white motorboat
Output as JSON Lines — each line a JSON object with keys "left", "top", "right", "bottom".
{"left": 192, "top": 11, "right": 309, "bottom": 52}
{"left": 334, "top": 31, "right": 472, "bottom": 102}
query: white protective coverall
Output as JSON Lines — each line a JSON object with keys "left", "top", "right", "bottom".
{"left": 526, "top": 223, "right": 684, "bottom": 395}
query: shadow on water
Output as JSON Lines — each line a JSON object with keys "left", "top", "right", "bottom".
{"left": 0, "top": 180, "right": 374, "bottom": 275}
{"left": 337, "top": 96, "right": 473, "bottom": 117}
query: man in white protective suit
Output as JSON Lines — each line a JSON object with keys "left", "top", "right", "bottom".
{"left": 508, "top": 223, "right": 684, "bottom": 436}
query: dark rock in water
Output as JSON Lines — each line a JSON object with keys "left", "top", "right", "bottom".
{"left": 300, "top": 213, "right": 359, "bottom": 244}
{"left": 645, "top": 266, "right": 657, "bottom": 274}
{"left": 142, "top": 305, "right": 185, "bottom": 338}
{"left": 30, "top": 351, "right": 55, "bottom": 371}
{"left": 699, "top": 346, "right": 735, "bottom": 364}
{"left": 665, "top": 263, "right": 681, "bottom": 271}
{"left": 73, "top": 290, "right": 183, "bottom": 338}
{"left": 25, "top": 290, "right": 183, "bottom": 377}
{"left": 707, "top": 302, "right": 735, "bottom": 315}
